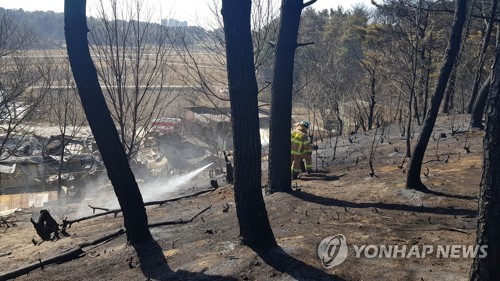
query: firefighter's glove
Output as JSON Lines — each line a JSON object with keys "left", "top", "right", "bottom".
{"left": 312, "top": 145, "right": 319, "bottom": 151}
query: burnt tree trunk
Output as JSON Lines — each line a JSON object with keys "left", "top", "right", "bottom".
{"left": 64, "top": 0, "right": 151, "bottom": 244}
{"left": 469, "top": 43, "right": 500, "bottom": 281}
{"left": 406, "top": 0, "right": 467, "bottom": 191}
{"left": 405, "top": 0, "right": 424, "bottom": 157}
{"left": 467, "top": 0, "right": 497, "bottom": 113}
{"left": 470, "top": 73, "right": 492, "bottom": 129}
{"left": 422, "top": 31, "right": 433, "bottom": 118}
{"left": 368, "top": 68, "right": 376, "bottom": 131}
{"left": 413, "top": 89, "right": 421, "bottom": 126}
{"left": 406, "top": 90, "right": 413, "bottom": 158}
{"left": 221, "top": 0, "right": 277, "bottom": 249}
{"left": 416, "top": 9, "right": 430, "bottom": 121}
{"left": 443, "top": 60, "right": 458, "bottom": 114}
{"left": 442, "top": 9, "right": 473, "bottom": 115}
{"left": 268, "top": 0, "right": 315, "bottom": 193}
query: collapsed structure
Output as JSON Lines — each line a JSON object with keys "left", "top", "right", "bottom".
{"left": 0, "top": 106, "right": 272, "bottom": 210}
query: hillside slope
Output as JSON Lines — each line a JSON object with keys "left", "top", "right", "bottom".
{"left": 0, "top": 114, "right": 484, "bottom": 280}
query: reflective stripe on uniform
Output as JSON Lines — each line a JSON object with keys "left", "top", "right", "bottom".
{"left": 302, "top": 140, "right": 312, "bottom": 153}
{"left": 291, "top": 130, "right": 305, "bottom": 154}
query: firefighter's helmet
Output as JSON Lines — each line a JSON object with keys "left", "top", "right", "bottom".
{"left": 299, "top": 121, "right": 310, "bottom": 129}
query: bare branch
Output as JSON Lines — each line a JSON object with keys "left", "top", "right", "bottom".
{"left": 303, "top": 0, "right": 318, "bottom": 9}
{"left": 148, "top": 205, "right": 212, "bottom": 227}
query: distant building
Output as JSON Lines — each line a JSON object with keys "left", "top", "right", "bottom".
{"left": 183, "top": 106, "right": 271, "bottom": 150}
{"left": 161, "top": 18, "right": 188, "bottom": 27}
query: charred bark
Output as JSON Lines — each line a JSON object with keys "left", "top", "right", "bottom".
{"left": 222, "top": 0, "right": 276, "bottom": 248}
{"left": 267, "top": 0, "right": 306, "bottom": 193}
{"left": 368, "top": 70, "right": 377, "bottom": 131}
{"left": 470, "top": 74, "right": 492, "bottom": 129}
{"left": 467, "top": 0, "right": 497, "bottom": 114}
{"left": 406, "top": 0, "right": 467, "bottom": 191}
{"left": 64, "top": 0, "right": 151, "bottom": 244}
{"left": 30, "top": 210, "right": 60, "bottom": 241}
{"left": 470, "top": 43, "right": 500, "bottom": 281}
{"left": 443, "top": 61, "right": 458, "bottom": 114}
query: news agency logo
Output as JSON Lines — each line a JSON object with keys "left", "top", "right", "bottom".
{"left": 318, "top": 234, "right": 488, "bottom": 269}
{"left": 317, "top": 234, "right": 348, "bottom": 268}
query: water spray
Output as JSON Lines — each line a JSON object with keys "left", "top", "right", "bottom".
{"left": 140, "top": 162, "right": 214, "bottom": 202}
{"left": 74, "top": 162, "right": 215, "bottom": 217}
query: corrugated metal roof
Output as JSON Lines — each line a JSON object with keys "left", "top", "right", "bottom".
{"left": 0, "top": 163, "right": 16, "bottom": 174}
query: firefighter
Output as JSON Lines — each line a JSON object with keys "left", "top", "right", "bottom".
{"left": 291, "top": 121, "right": 312, "bottom": 179}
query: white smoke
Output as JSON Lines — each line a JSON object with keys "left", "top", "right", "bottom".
{"left": 71, "top": 162, "right": 213, "bottom": 219}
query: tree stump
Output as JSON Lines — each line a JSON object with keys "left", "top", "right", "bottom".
{"left": 31, "top": 210, "right": 60, "bottom": 241}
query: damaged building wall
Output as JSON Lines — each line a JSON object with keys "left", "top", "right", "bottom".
{"left": 0, "top": 191, "right": 58, "bottom": 211}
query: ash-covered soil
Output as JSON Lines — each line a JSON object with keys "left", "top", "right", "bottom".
{"left": 0, "top": 114, "right": 484, "bottom": 280}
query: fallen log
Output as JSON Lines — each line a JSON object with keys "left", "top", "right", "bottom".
{"left": 143, "top": 188, "right": 216, "bottom": 207}
{"left": 1, "top": 203, "right": 211, "bottom": 280}
{"left": 62, "top": 208, "right": 122, "bottom": 229}
{"left": 88, "top": 205, "right": 110, "bottom": 214}
{"left": 441, "top": 227, "right": 471, "bottom": 234}
{"left": 394, "top": 227, "right": 473, "bottom": 233}
{"left": 64, "top": 188, "right": 217, "bottom": 228}
{"left": 0, "top": 229, "right": 126, "bottom": 281}
{"left": 0, "top": 247, "right": 84, "bottom": 281}
{"left": 148, "top": 205, "right": 212, "bottom": 228}
{"left": 78, "top": 228, "right": 125, "bottom": 248}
